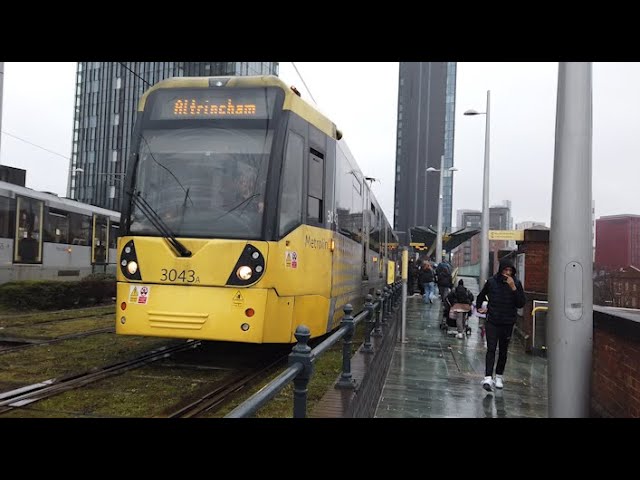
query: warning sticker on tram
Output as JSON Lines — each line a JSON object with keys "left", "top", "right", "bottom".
{"left": 129, "top": 285, "right": 151, "bottom": 304}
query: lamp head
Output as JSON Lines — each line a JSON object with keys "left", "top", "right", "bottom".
{"left": 464, "top": 109, "right": 484, "bottom": 116}
{"left": 426, "top": 167, "right": 438, "bottom": 173}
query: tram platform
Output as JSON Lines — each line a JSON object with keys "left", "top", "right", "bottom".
{"left": 374, "top": 277, "right": 548, "bottom": 418}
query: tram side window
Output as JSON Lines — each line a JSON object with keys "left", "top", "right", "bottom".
{"left": 68, "top": 212, "right": 91, "bottom": 246}
{"left": 93, "top": 215, "right": 109, "bottom": 264}
{"left": 109, "top": 223, "right": 119, "bottom": 249}
{"left": 44, "top": 208, "right": 70, "bottom": 244}
{"left": 279, "top": 132, "right": 304, "bottom": 237}
{"left": 307, "top": 150, "right": 324, "bottom": 224}
{"left": 14, "top": 197, "right": 44, "bottom": 264}
{"left": 0, "top": 196, "right": 15, "bottom": 239}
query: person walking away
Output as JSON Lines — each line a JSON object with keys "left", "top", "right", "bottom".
{"left": 418, "top": 262, "right": 436, "bottom": 304}
{"left": 408, "top": 258, "right": 417, "bottom": 295}
{"left": 445, "top": 279, "right": 474, "bottom": 338}
{"left": 475, "top": 257, "right": 526, "bottom": 391}
{"left": 436, "top": 261, "right": 453, "bottom": 301}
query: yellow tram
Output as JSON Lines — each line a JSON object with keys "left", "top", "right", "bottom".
{"left": 116, "top": 75, "right": 398, "bottom": 343}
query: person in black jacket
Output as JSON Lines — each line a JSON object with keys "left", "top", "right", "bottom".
{"left": 436, "top": 261, "right": 453, "bottom": 301}
{"left": 475, "top": 257, "right": 526, "bottom": 391}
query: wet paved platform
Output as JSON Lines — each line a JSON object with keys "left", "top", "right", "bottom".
{"left": 375, "top": 277, "right": 548, "bottom": 418}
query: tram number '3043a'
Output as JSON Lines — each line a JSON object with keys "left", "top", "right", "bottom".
{"left": 160, "top": 269, "right": 199, "bottom": 283}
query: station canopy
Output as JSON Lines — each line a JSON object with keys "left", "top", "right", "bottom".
{"left": 409, "top": 226, "right": 480, "bottom": 253}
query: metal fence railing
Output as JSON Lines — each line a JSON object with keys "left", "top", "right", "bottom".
{"left": 225, "top": 281, "right": 402, "bottom": 418}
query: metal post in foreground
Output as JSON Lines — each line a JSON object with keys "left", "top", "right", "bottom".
{"left": 288, "top": 325, "right": 313, "bottom": 418}
{"left": 401, "top": 247, "right": 408, "bottom": 343}
{"left": 361, "top": 294, "right": 374, "bottom": 354}
{"left": 382, "top": 286, "right": 390, "bottom": 320}
{"left": 547, "top": 62, "right": 593, "bottom": 418}
{"left": 335, "top": 304, "right": 356, "bottom": 389}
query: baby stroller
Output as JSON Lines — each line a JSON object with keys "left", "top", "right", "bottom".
{"left": 440, "top": 302, "right": 472, "bottom": 337}
{"left": 440, "top": 281, "right": 474, "bottom": 338}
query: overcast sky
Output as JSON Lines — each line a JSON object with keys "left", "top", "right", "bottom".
{"left": 1, "top": 62, "right": 638, "bottom": 228}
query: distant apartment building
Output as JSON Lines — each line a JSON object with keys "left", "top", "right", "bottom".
{"left": 67, "top": 62, "right": 279, "bottom": 211}
{"left": 611, "top": 266, "right": 640, "bottom": 308}
{"left": 595, "top": 214, "right": 640, "bottom": 271}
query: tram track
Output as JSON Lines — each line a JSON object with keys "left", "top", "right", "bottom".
{"left": 0, "top": 340, "right": 200, "bottom": 414}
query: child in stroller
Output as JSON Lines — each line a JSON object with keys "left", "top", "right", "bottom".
{"left": 441, "top": 279, "right": 474, "bottom": 339}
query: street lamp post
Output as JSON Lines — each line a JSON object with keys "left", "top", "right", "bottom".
{"left": 427, "top": 156, "right": 457, "bottom": 266}
{"left": 464, "top": 90, "right": 490, "bottom": 288}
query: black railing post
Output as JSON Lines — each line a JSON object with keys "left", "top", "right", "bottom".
{"left": 288, "top": 325, "right": 313, "bottom": 418}
{"left": 361, "top": 294, "right": 374, "bottom": 354}
{"left": 335, "top": 304, "right": 356, "bottom": 389}
{"left": 384, "top": 286, "right": 391, "bottom": 318}
{"left": 373, "top": 289, "right": 383, "bottom": 337}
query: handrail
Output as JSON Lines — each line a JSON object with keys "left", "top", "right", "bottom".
{"left": 226, "top": 363, "right": 303, "bottom": 418}
{"left": 310, "top": 308, "right": 370, "bottom": 360}
{"left": 531, "top": 306, "right": 548, "bottom": 352}
{"left": 225, "top": 280, "right": 403, "bottom": 418}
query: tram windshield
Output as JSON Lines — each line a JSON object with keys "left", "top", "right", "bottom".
{"left": 129, "top": 87, "right": 278, "bottom": 239}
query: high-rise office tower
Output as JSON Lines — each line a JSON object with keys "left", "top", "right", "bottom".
{"left": 67, "top": 62, "right": 278, "bottom": 210}
{"left": 393, "top": 62, "right": 457, "bottom": 245}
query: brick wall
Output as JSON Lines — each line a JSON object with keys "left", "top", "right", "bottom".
{"left": 519, "top": 240, "right": 549, "bottom": 293}
{"left": 591, "top": 309, "right": 640, "bottom": 418}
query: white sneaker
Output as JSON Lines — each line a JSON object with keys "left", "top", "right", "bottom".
{"left": 456, "top": 332, "right": 464, "bottom": 339}
{"left": 495, "top": 375, "right": 504, "bottom": 389}
{"left": 481, "top": 376, "right": 494, "bottom": 391}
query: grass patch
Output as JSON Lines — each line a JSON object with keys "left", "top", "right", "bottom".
{"left": 0, "top": 315, "right": 114, "bottom": 340}
{"left": 18, "top": 364, "right": 231, "bottom": 418}
{"left": 0, "top": 333, "right": 170, "bottom": 386}
{"left": 0, "top": 305, "right": 114, "bottom": 328}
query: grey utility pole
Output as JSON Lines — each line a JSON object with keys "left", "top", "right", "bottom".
{"left": 547, "top": 62, "right": 593, "bottom": 417}
{"left": 464, "top": 91, "right": 491, "bottom": 287}
{"left": 479, "top": 91, "right": 490, "bottom": 289}
{"left": 435, "top": 154, "right": 444, "bottom": 264}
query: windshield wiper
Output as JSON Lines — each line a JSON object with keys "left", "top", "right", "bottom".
{"left": 212, "top": 194, "right": 261, "bottom": 223}
{"left": 140, "top": 134, "right": 194, "bottom": 207}
{"left": 129, "top": 190, "right": 192, "bottom": 258}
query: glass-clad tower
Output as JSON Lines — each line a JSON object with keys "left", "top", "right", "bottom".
{"left": 393, "top": 62, "right": 457, "bottom": 245}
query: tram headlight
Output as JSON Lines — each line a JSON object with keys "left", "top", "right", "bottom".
{"left": 236, "top": 266, "right": 253, "bottom": 280}
{"left": 127, "top": 261, "right": 138, "bottom": 275}
{"left": 120, "top": 240, "right": 142, "bottom": 280}
{"left": 226, "top": 244, "right": 265, "bottom": 286}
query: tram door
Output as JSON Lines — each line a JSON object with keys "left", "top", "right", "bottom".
{"left": 13, "top": 196, "right": 44, "bottom": 264}
{"left": 92, "top": 214, "right": 109, "bottom": 265}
